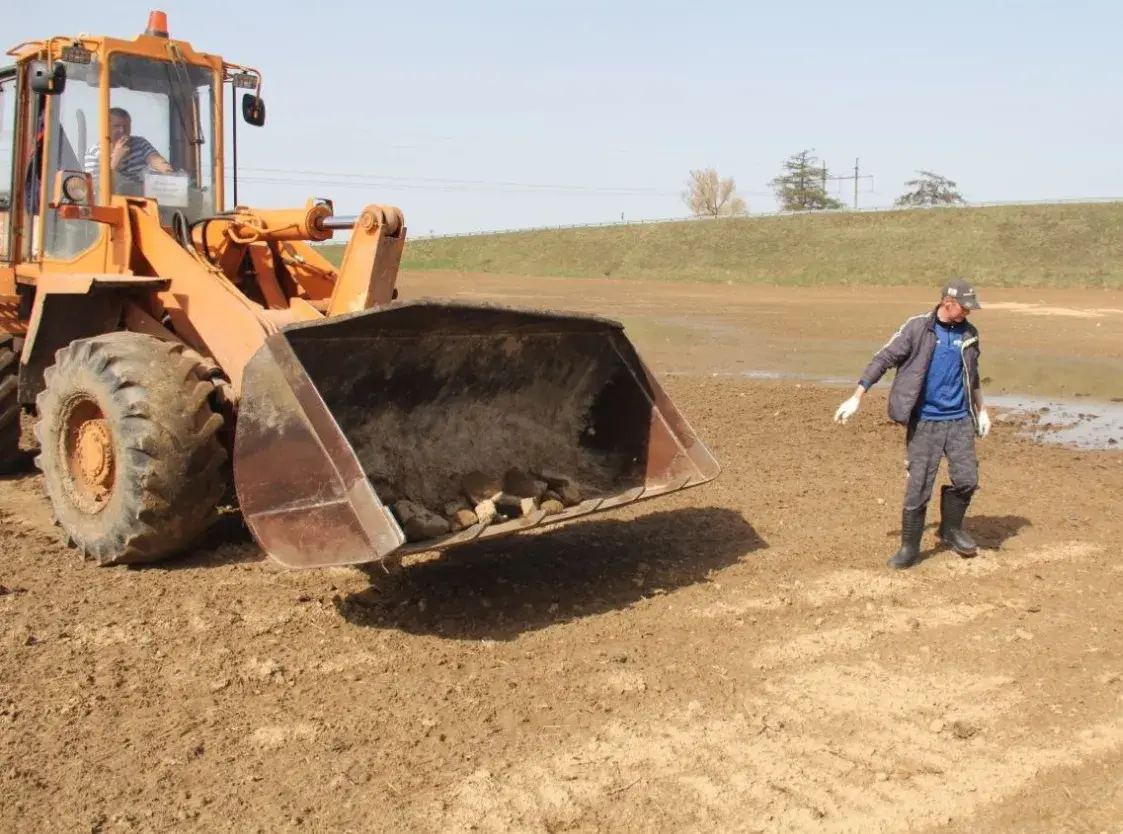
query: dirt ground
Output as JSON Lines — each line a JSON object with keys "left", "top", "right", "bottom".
{"left": 417, "top": 272, "right": 1123, "bottom": 403}
{"left": 2, "top": 274, "right": 1122, "bottom": 833}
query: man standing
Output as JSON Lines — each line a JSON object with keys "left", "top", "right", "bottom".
{"left": 833, "top": 277, "right": 992, "bottom": 569}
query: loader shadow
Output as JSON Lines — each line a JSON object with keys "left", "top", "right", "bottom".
{"left": 334, "top": 506, "right": 767, "bottom": 641}
{"left": 885, "top": 515, "right": 1032, "bottom": 563}
{"left": 0, "top": 452, "right": 38, "bottom": 480}
{"left": 157, "top": 507, "right": 267, "bottom": 570}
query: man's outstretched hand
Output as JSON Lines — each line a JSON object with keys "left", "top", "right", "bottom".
{"left": 977, "top": 408, "right": 991, "bottom": 438}
{"left": 834, "top": 394, "right": 862, "bottom": 424}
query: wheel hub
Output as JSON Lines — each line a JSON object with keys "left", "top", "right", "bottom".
{"left": 76, "top": 420, "right": 113, "bottom": 494}
{"left": 62, "top": 398, "right": 115, "bottom": 512}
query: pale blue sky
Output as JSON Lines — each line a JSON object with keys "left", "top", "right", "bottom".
{"left": 9, "top": 0, "right": 1122, "bottom": 235}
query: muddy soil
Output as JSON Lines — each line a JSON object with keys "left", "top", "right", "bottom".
{"left": 408, "top": 272, "right": 1123, "bottom": 402}
{"left": 2, "top": 277, "right": 1122, "bottom": 833}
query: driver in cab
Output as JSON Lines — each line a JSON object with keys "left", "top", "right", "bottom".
{"left": 83, "top": 107, "right": 174, "bottom": 185}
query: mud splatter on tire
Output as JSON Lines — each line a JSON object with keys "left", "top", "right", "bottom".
{"left": 33, "top": 332, "right": 228, "bottom": 565}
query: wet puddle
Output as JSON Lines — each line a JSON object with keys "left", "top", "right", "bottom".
{"left": 986, "top": 395, "right": 1123, "bottom": 451}
{"left": 624, "top": 314, "right": 1123, "bottom": 404}
{"left": 664, "top": 369, "right": 856, "bottom": 385}
{"left": 597, "top": 308, "right": 1123, "bottom": 452}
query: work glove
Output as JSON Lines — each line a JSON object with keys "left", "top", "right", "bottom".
{"left": 834, "top": 395, "right": 861, "bottom": 424}
{"left": 977, "top": 408, "right": 991, "bottom": 438}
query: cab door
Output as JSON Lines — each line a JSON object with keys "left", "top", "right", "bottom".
{"left": 0, "top": 64, "right": 19, "bottom": 265}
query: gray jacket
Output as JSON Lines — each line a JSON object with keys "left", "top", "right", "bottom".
{"left": 859, "top": 306, "right": 982, "bottom": 427}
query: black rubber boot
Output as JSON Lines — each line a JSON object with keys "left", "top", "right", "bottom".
{"left": 938, "top": 485, "right": 977, "bottom": 557}
{"left": 887, "top": 507, "right": 926, "bottom": 569}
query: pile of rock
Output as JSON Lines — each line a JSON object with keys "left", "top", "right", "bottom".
{"left": 390, "top": 468, "right": 585, "bottom": 543}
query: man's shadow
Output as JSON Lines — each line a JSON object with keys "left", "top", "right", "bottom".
{"left": 334, "top": 506, "right": 766, "bottom": 641}
{"left": 954, "top": 515, "right": 1033, "bottom": 550}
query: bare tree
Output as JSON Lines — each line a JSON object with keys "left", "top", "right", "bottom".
{"left": 682, "top": 168, "right": 747, "bottom": 217}
{"left": 894, "top": 171, "right": 966, "bottom": 207}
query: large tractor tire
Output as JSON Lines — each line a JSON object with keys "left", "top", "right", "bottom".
{"left": 0, "top": 332, "right": 27, "bottom": 474}
{"left": 34, "top": 332, "right": 228, "bottom": 566}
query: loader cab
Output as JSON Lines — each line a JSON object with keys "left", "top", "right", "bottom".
{"left": 1, "top": 13, "right": 266, "bottom": 273}
{"left": 37, "top": 46, "right": 220, "bottom": 259}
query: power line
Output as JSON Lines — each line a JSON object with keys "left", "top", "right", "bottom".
{"left": 219, "top": 166, "right": 778, "bottom": 198}
{"left": 228, "top": 175, "right": 679, "bottom": 197}
{"left": 826, "top": 157, "right": 874, "bottom": 208}
{"left": 224, "top": 166, "right": 678, "bottom": 195}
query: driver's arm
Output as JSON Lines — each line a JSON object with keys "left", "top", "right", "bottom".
{"left": 132, "top": 136, "right": 174, "bottom": 174}
{"left": 144, "top": 151, "right": 173, "bottom": 174}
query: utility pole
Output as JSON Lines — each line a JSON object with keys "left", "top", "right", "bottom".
{"left": 827, "top": 157, "right": 874, "bottom": 208}
{"left": 798, "top": 151, "right": 807, "bottom": 205}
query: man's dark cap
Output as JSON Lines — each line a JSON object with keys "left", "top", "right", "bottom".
{"left": 941, "top": 276, "right": 981, "bottom": 309}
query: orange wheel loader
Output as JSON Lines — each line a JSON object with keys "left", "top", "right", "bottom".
{"left": 0, "top": 13, "right": 720, "bottom": 569}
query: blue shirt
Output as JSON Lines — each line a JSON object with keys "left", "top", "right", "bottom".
{"left": 918, "top": 320, "right": 970, "bottom": 420}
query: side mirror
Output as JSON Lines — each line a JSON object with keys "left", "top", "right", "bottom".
{"left": 241, "top": 93, "right": 265, "bottom": 126}
{"left": 29, "top": 61, "right": 66, "bottom": 95}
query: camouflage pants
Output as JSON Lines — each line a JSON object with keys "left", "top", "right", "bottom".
{"left": 903, "top": 417, "right": 978, "bottom": 512}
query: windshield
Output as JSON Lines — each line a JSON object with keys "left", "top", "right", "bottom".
{"left": 90, "top": 53, "right": 217, "bottom": 223}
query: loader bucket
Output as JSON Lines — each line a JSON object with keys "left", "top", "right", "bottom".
{"left": 232, "top": 299, "right": 720, "bottom": 569}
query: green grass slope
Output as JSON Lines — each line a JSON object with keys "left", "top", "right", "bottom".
{"left": 318, "top": 202, "right": 1123, "bottom": 288}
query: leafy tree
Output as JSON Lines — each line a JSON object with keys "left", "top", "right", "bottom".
{"left": 894, "top": 171, "right": 966, "bottom": 207}
{"left": 682, "top": 168, "right": 747, "bottom": 217}
{"left": 768, "top": 149, "right": 843, "bottom": 211}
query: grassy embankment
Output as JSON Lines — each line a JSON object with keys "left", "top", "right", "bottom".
{"left": 317, "top": 202, "right": 1123, "bottom": 288}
